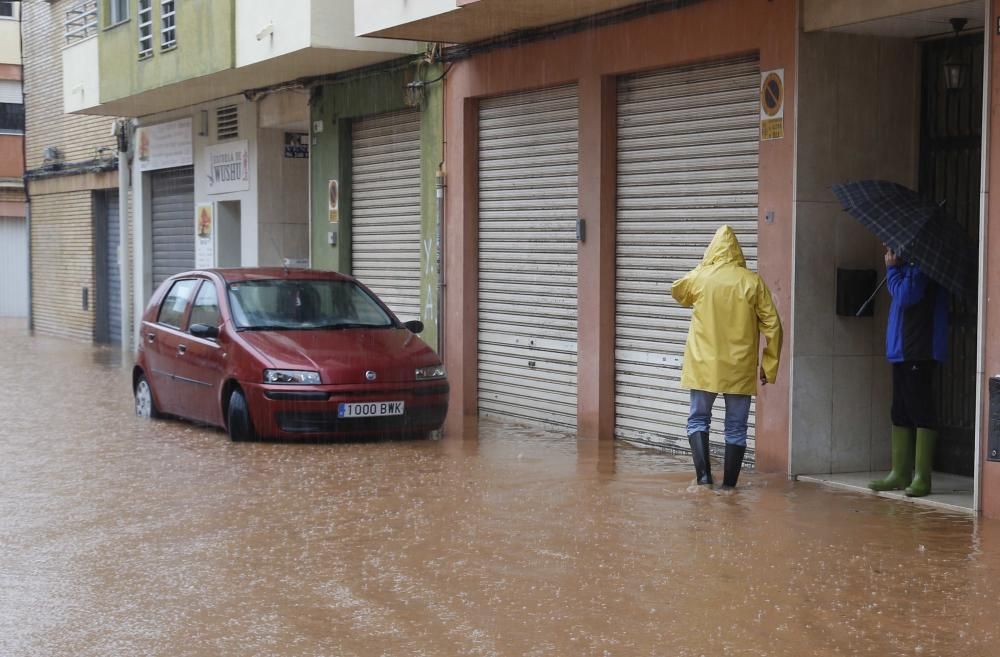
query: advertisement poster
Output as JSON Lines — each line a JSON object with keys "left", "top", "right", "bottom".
{"left": 195, "top": 204, "right": 214, "bottom": 268}
{"left": 284, "top": 132, "right": 309, "bottom": 158}
{"left": 136, "top": 117, "right": 193, "bottom": 172}
{"left": 328, "top": 179, "right": 339, "bottom": 223}
{"left": 206, "top": 140, "right": 250, "bottom": 194}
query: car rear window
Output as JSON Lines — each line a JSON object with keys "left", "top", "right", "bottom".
{"left": 157, "top": 279, "right": 198, "bottom": 329}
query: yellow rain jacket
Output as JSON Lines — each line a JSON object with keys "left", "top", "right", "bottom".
{"left": 671, "top": 225, "right": 783, "bottom": 396}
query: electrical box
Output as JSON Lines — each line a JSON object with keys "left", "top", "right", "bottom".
{"left": 836, "top": 268, "right": 877, "bottom": 317}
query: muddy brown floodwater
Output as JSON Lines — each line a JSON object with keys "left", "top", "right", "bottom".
{"left": 1, "top": 321, "right": 999, "bottom": 657}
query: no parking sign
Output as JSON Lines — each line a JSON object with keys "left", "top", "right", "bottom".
{"left": 760, "top": 69, "right": 784, "bottom": 141}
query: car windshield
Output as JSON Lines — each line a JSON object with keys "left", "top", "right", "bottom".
{"left": 227, "top": 279, "right": 395, "bottom": 330}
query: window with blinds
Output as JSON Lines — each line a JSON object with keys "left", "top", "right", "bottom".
{"left": 160, "top": 0, "right": 176, "bottom": 49}
{"left": 138, "top": 0, "right": 152, "bottom": 57}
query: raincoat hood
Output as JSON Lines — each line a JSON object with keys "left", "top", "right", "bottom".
{"left": 701, "top": 225, "right": 747, "bottom": 268}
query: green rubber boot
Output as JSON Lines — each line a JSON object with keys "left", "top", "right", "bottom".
{"left": 905, "top": 429, "right": 937, "bottom": 498}
{"left": 869, "top": 426, "right": 915, "bottom": 491}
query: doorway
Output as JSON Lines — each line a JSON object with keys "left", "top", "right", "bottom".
{"left": 217, "top": 200, "right": 242, "bottom": 267}
{"left": 919, "top": 31, "right": 983, "bottom": 478}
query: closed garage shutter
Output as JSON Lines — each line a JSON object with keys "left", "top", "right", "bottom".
{"left": 104, "top": 194, "right": 121, "bottom": 343}
{"left": 352, "top": 109, "right": 422, "bottom": 322}
{"left": 28, "top": 192, "right": 95, "bottom": 341}
{"left": 0, "top": 216, "right": 28, "bottom": 317}
{"left": 478, "top": 84, "right": 579, "bottom": 430}
{"left": 151, "top": 166, "right": 195, "bottom": 288}
{"left": 615, "top": 56, "right": 760, "bottom": 458}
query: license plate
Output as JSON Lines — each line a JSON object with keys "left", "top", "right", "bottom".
{"left": 337, "top": 401, "right": 405, "bottom": 418}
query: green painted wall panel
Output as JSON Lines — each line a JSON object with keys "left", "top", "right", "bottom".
{"left": 310, "top": 61, "right": 444, "bottom": 351}
{"left": 100, "top": 0, "right": 234, "bottom": 103}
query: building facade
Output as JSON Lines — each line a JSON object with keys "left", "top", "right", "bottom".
{"left": 23, "top": 0, "right": 125, "bottom": 344}
{"left": 0, "top": 0, "right": 27, "bottom": 319}
{"left": 357, "top": 0, "right": 1000, "bottom": 518}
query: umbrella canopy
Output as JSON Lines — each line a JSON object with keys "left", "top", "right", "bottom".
{"left": 831, "top": 180, "right": 976, "bottom": 299}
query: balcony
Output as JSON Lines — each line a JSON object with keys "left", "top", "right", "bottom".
{"left": 72, "top": 0, "right": 421, "bottom": 117}
{"left": 61, "top": 0, "right": 101, "bottom": 113}
{"left": 354, "top": 0, "right": 650, "bottom": 43}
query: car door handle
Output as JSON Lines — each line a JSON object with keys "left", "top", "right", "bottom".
{"left": 146, "top": 332, "right": 156, "bottom": 343}
{"left": 177, "top": 344, "right": 187, "bottom": 355}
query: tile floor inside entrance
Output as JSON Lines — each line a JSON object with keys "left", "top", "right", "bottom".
{"left": 798, "top": 471, "right": 974, "bottom": 513}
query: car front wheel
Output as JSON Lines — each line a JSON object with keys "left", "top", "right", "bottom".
{"left": 134, "top": 374, "right": 162, "bottom": 419}
{"left": 227, "top": 388, "right": 258, "bottom": 442}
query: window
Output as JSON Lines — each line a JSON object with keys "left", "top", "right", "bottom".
{"left": 189, "top": 282, "right": 221, "bottom": 330}
{"left": 0, "top": 2, "right": 14, "bottom": 19}
{"left": 108, "top": 0, "right": 128, "bottom": 25}
{"left": 138, "top": 0, "right": 153, "bottom": 57}
{"left": 0, "top": 103, "right": 24, "bottom": 133}
{"left": 157, "top": 279, "right": 198, "bottom": 328}
{"left": 65, "top": 0, "right": 98, "bottom": 43}
{"left": 160, "top": 0, "right": 176, "bottom": 49}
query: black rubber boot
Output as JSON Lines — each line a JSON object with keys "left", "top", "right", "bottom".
{"left": 688, "top": 431, "right": 713, "bottom": 485}
{"left": 721, "top": 443, "right": 747, "bottom": 489}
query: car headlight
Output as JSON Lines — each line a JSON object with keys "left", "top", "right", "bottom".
{"left": 264, "top": 369, "right": 321, "bottom": 385}
{"left": 415, "top": 364, "right": 447, "bottom": 381}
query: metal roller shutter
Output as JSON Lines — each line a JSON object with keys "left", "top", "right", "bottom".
{"left": 351, "top": 109, "right": 422, "bottom": 322}
{"left": 478, "top": 84, "right": 579, "bottom": 430}
{"left": 0, "top": 216, "right": 28, "bottom": 317}
{"left": 105, "top": 195, "right": 121, "bottom": 343}
{"left": 615, "top": 56, "right": 760, "bottom": 458}
{"left": 151, "top": 166, "right": 195, "bottom": 288}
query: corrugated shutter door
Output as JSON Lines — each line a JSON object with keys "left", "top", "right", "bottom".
{"left": 151, "top": 166, "right": 195, "bottom": 288}
{"left": 0, "top": 217, "right": 28, "bottom": 317}
{"left": 29, "top": 192, "right": 95, "bottom": 340}
{"left": 106, "top": 195, "right": 121, "bottom": 342}
{"left": 478, "top": 85, "right": 579, "bottom": 430}
{"left": 351, "top": 109, "right": 422, "bottom": 322}
{"left": 615, "top": 57, "right": 760, "bottom": 458}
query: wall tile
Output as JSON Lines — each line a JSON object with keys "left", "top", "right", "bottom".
{"left": 791, "top": 355, "right": 834, "bottom": 474}
{"left": 832, "top": 356, "right": 873, "bottom": 472}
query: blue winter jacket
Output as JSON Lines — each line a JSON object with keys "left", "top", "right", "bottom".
{"left": 885, "top": 264, "right": 949, "bottom": 363}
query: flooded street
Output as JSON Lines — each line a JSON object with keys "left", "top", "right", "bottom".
{"left": 1, "top": 323, "right": 998, "bottom": 657}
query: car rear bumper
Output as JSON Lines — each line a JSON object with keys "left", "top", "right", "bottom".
{"left": 242, "top": 380, "right": 449, "bottom": 439}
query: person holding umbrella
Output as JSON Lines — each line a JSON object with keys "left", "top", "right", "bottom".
{"left": 671, "top": 225, "right": 783, "bottom": 489}
{"left": 868, "top": 247, "right": 949, "bottom": 497}
{"left": 832, "top": 180, "right": 974, "bottom": 499}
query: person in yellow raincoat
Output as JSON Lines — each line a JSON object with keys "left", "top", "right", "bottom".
{"left": 671, "top": 225, "right": 783, "bottom": 489}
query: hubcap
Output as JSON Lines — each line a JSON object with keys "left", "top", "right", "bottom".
{"left": 135, "top": 380, "right": 152, "bottom": 418}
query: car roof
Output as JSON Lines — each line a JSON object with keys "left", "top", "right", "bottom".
{"left": 200, "top": 268, "right": 355, "bottom": 283}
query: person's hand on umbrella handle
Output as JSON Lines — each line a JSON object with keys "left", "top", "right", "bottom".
{"left": 760, "top": 367, "right": 768, "bottom": 386}
{"left": 884, "top": 247, "right": 899, "bottom": 268}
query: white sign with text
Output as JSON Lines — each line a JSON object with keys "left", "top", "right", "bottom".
{"left": 206, "top": 140, "right": 250, "bottom": 194}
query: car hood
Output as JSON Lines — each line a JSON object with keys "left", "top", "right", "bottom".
{"left": 238, "top": 328, "right": 440, "bottom": 384}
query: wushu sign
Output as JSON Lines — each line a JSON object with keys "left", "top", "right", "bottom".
{"left": 206, "top": 140, "right": 250, "bottom": 194}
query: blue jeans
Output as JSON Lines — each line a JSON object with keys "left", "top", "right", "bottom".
{"left": 686, "top": 389, "right": 751, "bottom": 447}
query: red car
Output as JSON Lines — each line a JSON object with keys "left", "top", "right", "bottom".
{"left": 133, "top": 268, "right": 449, "bottom": 441}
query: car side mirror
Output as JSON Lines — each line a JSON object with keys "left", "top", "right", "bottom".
{"left": 190, "top": 323, "right": 220, "bottom": 340}
{"left": 404, "top": 320, "right": 424, "bottom": 334}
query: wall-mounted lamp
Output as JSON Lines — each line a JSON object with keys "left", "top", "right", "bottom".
{"left": 943, "top": 18, "right": 968, "bottom": 91}
{"left": 198, "top": 109, "right": 209, "bottom": 137}
{"left": 404, "top": 80, "right": 425, "bottom": 108}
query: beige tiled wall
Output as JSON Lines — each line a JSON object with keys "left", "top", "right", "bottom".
{"left": 791, "top": 31, "right": 919, "bottom": 475}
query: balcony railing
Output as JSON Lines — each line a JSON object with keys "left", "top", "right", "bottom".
{"left": 64, "top": 0, "right": 98, "bottom": 44}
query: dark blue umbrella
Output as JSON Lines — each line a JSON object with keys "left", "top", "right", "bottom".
{"left": 831, "top": 180, "right": 976, "bottom": 301}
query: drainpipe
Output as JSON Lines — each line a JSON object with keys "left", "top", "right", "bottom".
{"left": 435, "top": 164, "right": 446, "bottom": 356}
{"left": 117, "top": 119, "right": 132, "bottom": 357}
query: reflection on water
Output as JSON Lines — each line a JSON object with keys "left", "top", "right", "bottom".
{"left": 0, "top": 327, "right": 997, "bottom": 656}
